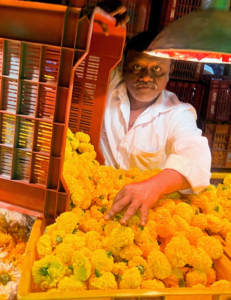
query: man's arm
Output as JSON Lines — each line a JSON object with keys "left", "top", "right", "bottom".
{"left": 104, "top": 168, "right": 190, "bottom": 226}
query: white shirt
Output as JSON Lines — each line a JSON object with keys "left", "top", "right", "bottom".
{"left": 100, "top": 69, "right": 211, "bottom": 193}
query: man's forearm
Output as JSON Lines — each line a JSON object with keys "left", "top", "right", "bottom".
{"left": 147, "top": 168, "right": 191, "bottom": 198}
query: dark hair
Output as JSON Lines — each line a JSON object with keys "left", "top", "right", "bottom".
{"left": 124, "top": 31, "right": 158, "bottom": 59}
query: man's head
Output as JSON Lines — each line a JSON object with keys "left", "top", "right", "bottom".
{"left": 123, "top": 32, "right": 174, "bottom": 103}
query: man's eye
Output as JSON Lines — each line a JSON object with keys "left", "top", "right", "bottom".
{"left": 133, "top": 65, "right": 142, "bottom": 71}
{"left": 153, "top": 66, "right": 161, "bottom": 72}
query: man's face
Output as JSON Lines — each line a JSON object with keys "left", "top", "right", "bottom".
{"left": 123, "top": 50, "right": 173, "bottom": 103}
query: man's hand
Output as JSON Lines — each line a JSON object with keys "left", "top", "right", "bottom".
{"left": 104, "top": 169, "right": 191, "bottom": 226}
{"left": 104, "top": 179, "right": 160, "bottom": 227}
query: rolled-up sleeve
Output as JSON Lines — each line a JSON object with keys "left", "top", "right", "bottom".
{"left": 163, "top": 105, "right": 211, "bottom": 194}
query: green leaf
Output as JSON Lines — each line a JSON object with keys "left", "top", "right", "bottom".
{"left": 131, "top": 176, "right": 135, "bottom": 179}
{"left": 92, "top": 160, "right": 96, "bottom": 165}
{"left": 139, "top": 226, "right": 144, "bottom": 231}
{"left": 118, "top": 275, "right": 123, "bottom": 280}
{"left": 106, "top": 251, "right": 113, "bottom": 258}
{"left": 214, "top": 206, "right": 219, "bottom": 212}
{"left": 40, "top": 267, "right": 49, "bottom": 277}
{"left": 88, "top": 176, "right": 92, "bottom": 180}
{"left": 67, "top": 136, "right": 73, "bottom": 141}
{"left": 222, "top": 186, "right": 227, "bottom": 190}
{"left": 119, "top": 175, "right": 123, "bottom": 180}
{"left": 102, "top": 224, "right": 106, "bottom": 231}
{"left": 138, "top": 265, "right": 145, "bottom": 275}
{"left": 99, "top": 195, "right": 105, "bottom": 200}
{"left": 56, "top": 236, "right": 63, "bottom": 243}
{"left": 122, "top": 259, "right": 128, "bottom": 263}
{"left": 68, "top": 265, "right": 74, "bottom": 271}
{"left": 195, "top": 210, "right": 199, "bottom": 215}
{"left": 98, "top": 206, "right": 108, "bottom": 214}
{"left": 179, "top": 279, "right": 185, "bottom": 288}
{"left": 95, "top": 269, "right": 102, "bottom": 278}
{"left": 72, "top": 228, "right": 77, "bottom": 234}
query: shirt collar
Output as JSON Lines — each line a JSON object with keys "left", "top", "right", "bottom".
{"left": 114, "top": 83, "right": 178, "bottom": 129}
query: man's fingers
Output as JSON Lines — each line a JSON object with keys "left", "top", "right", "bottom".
{"left": 113, "top": 188, "right": 126, "bottom": 205}
{"left": 139, "top": 205, "right": 149, "bottom": 227}
{"left": 120, "top": 201, "right": 141, "bottom": 225}
{"left": 104, "top": 197, "right": 131, "bottom": 221}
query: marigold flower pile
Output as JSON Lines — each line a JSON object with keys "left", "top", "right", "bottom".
{"left": 0, "top": 209, "right": 34, "bottom": 300}
{"left": 32, "top": 129, "right": 231, "bottom": 292}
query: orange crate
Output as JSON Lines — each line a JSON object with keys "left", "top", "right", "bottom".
{"left": 0, "top": 1, "right": 125, "bottom": 218}
{"left": 167, "top": 80, "right": 205, "bottom": 116}
{"left": 204, "top": 123, "right": 231, "bottom": 169}
{"left": 69, "top": 0, "right": 151, "bottom": 38}
{"left": 18, "top": 218, "right": 231, "bottom": 300}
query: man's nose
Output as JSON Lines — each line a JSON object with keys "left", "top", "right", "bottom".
{"left": 139, "top": 68, "right": 153, "bottom": 81}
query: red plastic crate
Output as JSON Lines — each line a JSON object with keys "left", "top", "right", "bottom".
{"left": 204, "top": 123, "right": 231, "bottom": 168}
{"left": 69, "top": 0, "right": 151, "bottom": 38}
{"left": 166, "top": 80, "right": 205, "bottom": 116}
{"left": 171, "top": 60, "right": 204, "bottom": 81}
{"left": 0, "top": 1, "right": 125, "bottom": 218}
{"left": 202, "top": 77, "right": 231, "bottom": 122}
{"left": 163, "top": 0, "right": 201, "bottom": 27}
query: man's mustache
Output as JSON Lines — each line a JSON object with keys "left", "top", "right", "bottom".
{"left": 134, "top": 81, "right": 158, "bottom": 89}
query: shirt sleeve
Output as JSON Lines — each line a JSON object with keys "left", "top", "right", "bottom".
{"left": 163, "top": 104, "right": 211, "bottom": 194}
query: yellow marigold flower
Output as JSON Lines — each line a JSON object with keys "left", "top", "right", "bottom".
{"left": 70, "top": 137, "right": 79, "bottom": 150}
{"left": 91, "top": 249, "right": 114, "bottom": 272}
{"left": 205, "top": 203, "right": 224, "bottom": 219}
{"left": 63, "top": 162, "right": 79, "bottom": 177}
{"left": 110, "top": 226, "right": 134, "bottom": 248}
{"left": 90, "top": 205, "right": 105, "bottom": 222}
{"left": 125, "top": 167, "right": 142, "bottom": 178}
{"left": 71, "top": 186, "right": 85, "bottom": 208}
{"left": 190, "top": 194, "right": 209, "bottom": 211}
{"left": 79, "top": 216, "right": 98, "bottom": 233}
{"left": 67, "top": 128, "right": 74, "bottom": 139}
{"left": 206, "top": 267, "right": 216, "bottom": 285}
{"left": 56, "top": 212, "right": 79, "bottom": 234}
{"left": 32, "top": 255, "right": 65, "bottom": 291}
{"left": 63, "top": 234, "right": 86, "bottom": 251}
{"left": 120, "top": 267, "right": 141, "bottom": 289}
{"left": 153, "top": 207, "right": 171, "bottom": 222}
{"left": 81, "top": 150, "right": 97, "bottom": 161}
{"left": 148, "top": 250, "right": 171, "bottom": 280}
{"left": 191, "top": 213, "right": 207, "bottom": 231}
{"left": 127, "top": 215, "right": 140, "bottom": 232}
{"left": 37, "top": 234, "right": 53, "bottom": 259}
{"left": 206, "top": 214, "right": 223, "bottom": 233}
{"left": 137, "top": 239, "right": 159, "bottom": 258}
{"left": 156, "top": 198, "right": 176, "bottom": 215}
{"left": 156, "top": 218, "right": 177, "bottom": 239}
{"left": 78, "top": 143, "right": 94, "bottom": 153}
{"left": 219, "top": 219, "right": 231, "bottom": 239}
{"left": 44, "top": 223, "right": 57, "bottom": 236}
{"left": 81, "top": 189, "right": 92, "bottom": 210}
{"left": 211, "top": 280, "right": 231, "bottom": 288}
{"left": 58, "top": 275, "right": 86, "bottom": 291}
{"left": 186, "top": 269, "right": 207, "bottom": 287}
{"left": 172, "top": 215, "right": 190, "bottom": 232}
{"left": 135, "top": 226, "right": 152, "bottom": 244}
{"left": 72, "top": 251, "right": 91, "bottom": 281}
{"left": 75, "top": 132, "right": 90, "bottom": 143}
{"left": 141, "top": 279, "right": 165, "bottom": 289}
{"left": 185, "top": 226, "right": 205, "bottom": 246}
{"left": 119, "top": 243, "right": 143, "bottom": 261}
{"left": 89, "top": 271, "right": 117, "bottom": 290}
{"left": 71, "top": 207, "right": 84, "bottom": 220}
{"left": 223, "top": 174, "right": 231, "bottom": 188}
{"left": 223, "top": 208, "right": 231, "bottom": 221}
{"left": 145, "top": 220, "right": 157, "bottom": 240}
{"left": 112, "top": 262, "right": 128, "bottom": 276}
{"left": 197, "top": 236, "right": 223, "bottom": 259}
{"left": 55, "top": 243, "right": 74, "bottom": 264}
{"left": 142, "top": 266, "right": 155, "bottom": 281}
{"left": 188, "top": 246, "right": 212, "bottom": 271}
{"left": 85, "top": 231, "right": 102, "bottom": 251}
{"left": 174, "top": 202, "right": 194, "bottom": 225}
{"left": 162, "top": 268, "right": 184, "bottom": 288}
{"left": 165, "top": 236, "right": 191, "bottom": 268}
{"left": 128, "top": 256, "right": 148, "bottom": 270}
{"left": 51, "top": 230, "right": 66, "bottom": 247}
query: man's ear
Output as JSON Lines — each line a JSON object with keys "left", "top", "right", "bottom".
{"left": 169, "top": 64, "right": 174, "bottom": 77}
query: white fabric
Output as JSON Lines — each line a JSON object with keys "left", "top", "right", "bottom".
{"left": 100, "top": 68, "right": 211, "bottom": 194}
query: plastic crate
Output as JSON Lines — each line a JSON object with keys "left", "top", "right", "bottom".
{"left": 204, "top": 123, "right": 231, "bottom": 169}
{"left": 69, "top": 0, "right": 151, "bottom": 38}
{"left": 171, "top": 61, "right": 204, "bottom": 81}
{"left": 163, "top": 0, "right": 201, "bottom": 27}
{"left": 166, "top": 80, "right": 205, "bottom": 116}
{"left": 0, "top": 1, "right": 125, "bottom": 218}
{"left": 18, "top": 218, "right": 231, "bottom": 300}
{"left": 202, "top": 77, "right": 231, "bottom": 122}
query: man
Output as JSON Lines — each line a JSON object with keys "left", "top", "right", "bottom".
{"left": 100, "top": 31, "right": 211, "bottom": 226}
